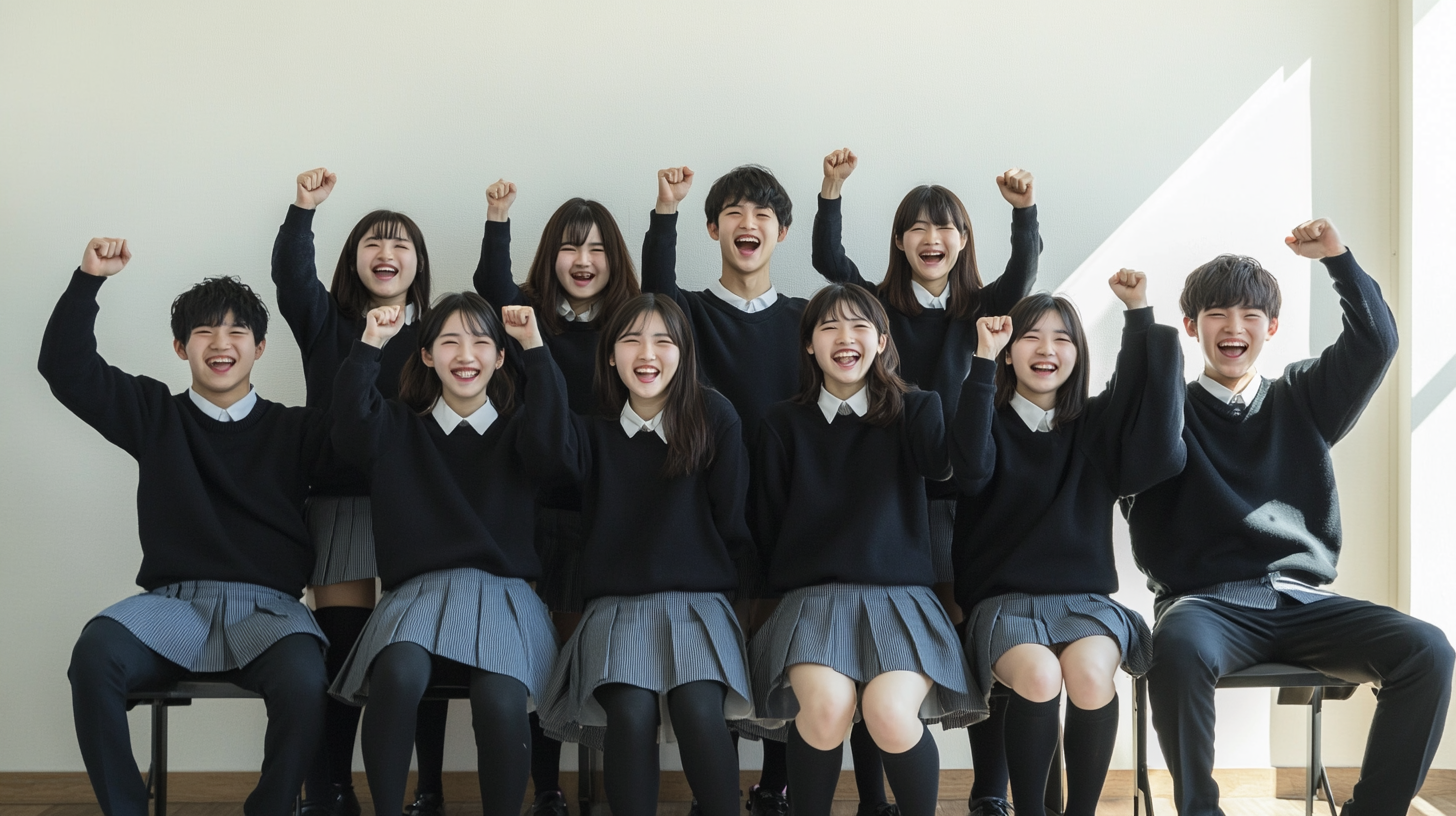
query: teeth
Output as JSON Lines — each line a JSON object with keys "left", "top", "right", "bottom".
{"left": 453, "top": 369, "right": 480, "bottom": 379}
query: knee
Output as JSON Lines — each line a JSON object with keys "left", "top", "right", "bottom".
{"left": 1062, "top": 663, "right": 1117, "bottom": 710}
{"left": 68, "top": 619, "right": 130, "bottom": 691}
{"left": 795, "top": 686, "right": 856, "bottom": 750}
{"left": 666, "top": 681, "right": 726, "bottom": 732}
{"left": 595, "top": 683, "right": 659, "bottom": 739}
{"left": 1148, "top": 618, "right": 1217, "bottom": 686}
{"left": 368, "top": 642, "right": 431, "bottom": 702}
{"left": 470, "top": 674, "right": 528, "bottom": 733}
{"left": 1011, "top": 661, "right": 1064, "bottom": 704}
{"left": 859, "top": 695, "right": 923, "bottom": 754}
{"left": 257, "top": 636, "right": 329, "bottom": 717}
{"left": 1399, "top": 619, "right": 1455, "bottom": 685}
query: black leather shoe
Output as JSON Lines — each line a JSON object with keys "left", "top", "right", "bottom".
{"left": 300, "top": 784, "right": 361, "bottom": 816}
{"left": 855, "top": 804, "right": 900, "bottom": 816}
{"left": 531, "top": 789, "right": 569, "bottom": 816}
{"left": 405, "top": 791, "right": 444, "bottom": 816}
{"left": 688, "top": 800, "right": 703, "bottom": 816}
{"left": 968, "top": 796, "right": 1013, "bottom": 816}
{"left": 746, "top": 785, "right": 789, "bottom": 816}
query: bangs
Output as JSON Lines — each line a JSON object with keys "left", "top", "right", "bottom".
{"left": 558, "top": 207, "right": 598, "bottom": 248}
{"left": 819, "top": 299, "right": 872, "bottom": 326}
{"left": 896, "top": 186, "right": 968, "bottom": 233}
{"left": 365, "top": 219, "right": 409, "bottom": 242}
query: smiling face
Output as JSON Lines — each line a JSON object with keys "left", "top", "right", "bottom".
{"left": 172, "top": 311, "right": 264, "bottom": 407}
{"left": 355, "top": 222, "right": 419, "bottom": 308}
{"left": 1186, "top": 306, "right": 1278, "bottom": 389}
{"left": 609, "top": 310, "right": 681, "bottom": 417}
{"left": 809, "top": 304, "right": 889, "bottom": 398}
{"left": 894, "top": 208, "right": 967, "bottom": 293}
{"left": 554, "top": 222, "right": 611, "bottom": 312}
{"left": 421, "top": 310, "right": 504, "bottom": 415}
{"left": 708, "top": 200, "right": 787, "bottom": 277}
{"left": 1008, "top": 309, "right": 1078, "bottom": 408}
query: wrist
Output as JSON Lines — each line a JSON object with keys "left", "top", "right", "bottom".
{"left": 362, "top": 332, "right": 388, "bottom": 348}
{"left": 1123, "top": 300, "right": 1148, "bottom": 311}
{"left": 486, "top": 207, "right": 510, "bottom": 222}
{"left": 821, "top": 179, "right": 843, "bottom": 199}
{"left": 295, "top": 195, "right": 316, "bottom": 210}
{"left": 976, "top": 344, "right": 996, "bottom": 359}
{"left": 655, "top": 199, "right": 679, "bottom": 215}
{"left": 520, "top": 337, "right": 544, "bottom": 350}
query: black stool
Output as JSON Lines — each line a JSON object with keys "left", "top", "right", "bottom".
{"left": 1132, "top": 663, "right": 1359, "bottom": 816}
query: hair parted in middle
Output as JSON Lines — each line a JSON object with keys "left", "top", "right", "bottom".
{"left": 994, "top": 293, "right": 1091, "bottom": 428}
{"left": 703, "top": 164, "right": 794, "bottom": 229}
{"left": 520, "top": 198, "right": 641, "bottom": 336}
{"left": 1178, "top": 254, "right": 1283, "bottom": 320}
{"left": 330, "top": 210, "right": 432, "bottom": 322}
{"left": 881, "top": 185, "right": 982, "bottom": 320}
{"left": 398, "top": 291, "right": 516, "bottom": 416}
{"left": 793, "top": 283, "right": 912, "bottom": 427}
{"left": 594, "top": 293, "right": 715, "bottom": 478}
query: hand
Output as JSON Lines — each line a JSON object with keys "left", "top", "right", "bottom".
{"left": 996, "top": 168, "right": 1035, "bottom": 208}
{"left": 362, "top": 305, "right": 404, "bottom": 348}
{"left": 80, "top": 237, "right": 131, "bottom": 277}
{"left": 501, "top": 305, "right": 542, "bottom": 350}
{"left": 1285, "top": 218, "right": 1346, "bottom": 260}
{"left": 1108, "top": 269, "right": 1149, "bottom": 310}
{"left": 656, "top": 166, "right": 694, "bottom": 214}
{"left": 486, "top": 179, "right": 517, "bottom": 222}
{"left": 976, "top": 315, "right": 1014, "bottom": 360}
{"left": 821, "top": 148, "right": 857, "bottom": 199}
{"left": 295, "top": 168, "right": 337, "bottom": 209}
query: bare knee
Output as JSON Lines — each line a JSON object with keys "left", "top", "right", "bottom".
{"left": 1062, "top": 662, "right": 1117, "bottom": 709}
{"left": 860, "top": 694, "right": 923, "bottom": 754}
{"left": 794, "top": 683, "right": 856, "bottom": 750}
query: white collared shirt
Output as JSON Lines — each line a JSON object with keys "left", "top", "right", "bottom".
{"left": 709, "top": 280, "right": 779, "bottom": 313}
{"left": 620, "top": 403, "right": 667, "bottom": 442}
{"left": 431, "top": 397, "right": 498, "bottom": 435}
{"left": 1197, "top": 371, "right": 1264, "bottom": 406}
{"left": 404, "top": 304, "right": 418, "bottom": 324}
{"left": 911, "top": 280, "right": 950, "bottom": 310}
{"left": 1009, "top": 392, "right": 1056, "bottom": 432}
{"left": 189, "top": 387, "right": 258, "bottom": 422}
{"left": 817, "top": 386, "right": 870, "bottom": 424}
{"left": 558, "top": 298, "right": 600, "bottom": 323}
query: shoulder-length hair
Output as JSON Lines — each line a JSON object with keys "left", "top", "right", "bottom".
{"left": 792, "top": 283, "right": 912, "bottom": 427}
{"left": 330, "top": 210, "right": 432, "bottom": 322}
{"left": 593, "top": 294, "right": 713, "bottom": 478}
{"left": 398, "top": 292, "right": 516, "bottom": 417}
{"left": 994, "top": 293, "right": 1090, "bottom": 428}
{"left": 519, "top": 198, "right": 640, "bottom": 336}
{"left": 881, "top": 185, "right": 982, "bottom": 320}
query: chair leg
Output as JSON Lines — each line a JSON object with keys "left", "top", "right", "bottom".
{"left": 577, "top": 743, "right": 594, "bottom": 816}
{"left": 1307, "top": 688, "right": 1325, "bottom": 816}
{"left": 1135, "top": 677, "right": 1155, "bottom": 816}
{"left": 152, "top": 702, "right": 169, "bottom": 816}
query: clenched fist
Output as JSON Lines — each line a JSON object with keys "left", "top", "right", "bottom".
{"left": 80, "top": 237, "right": 131, "bottom": 277}
{"left": 996, "top": 168, "right": 1034, "bottom": 209}
{"left": 295, "top": 168, "right": 337, "bottom": 210}
{"left": 976, "top": 315, "right": 1014, "bottom": 360}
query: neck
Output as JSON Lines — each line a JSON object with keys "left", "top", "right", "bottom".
{"left": 442, "top": 390, "right": 488, "bottom": 418}
{"left": 628, "top": 393, "right": 667, "bottom": 422}
{"left": 1015, "top": 383, "right": 1057, "bottom": 411}
{"left": 193, "top": 381, "right": 252, "bottom": 410}
{"left": 717, "top": 266, "right": 773, "bottom": 302}
{"left": 563, "top": 293, "right": 597, "bottom": 317}
{"left": 912, "top": 273, "right": 949, "bottom": 298}
{"left": 372, "top": 293, "right": 409, "bottom": 310}
{"left": 1203, "top": 366, "right": 1259, "bottom": 394}
{"left": 824, "top": 378, "right": 866, "bottom": 401}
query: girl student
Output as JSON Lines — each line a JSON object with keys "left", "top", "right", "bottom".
{"left": 949, "top": 273, "right": 1186, "bottom": 816}
{"left": 273, "top": 169, "right": 447, "bottom": 816}
{"left": 813, "top": 150, "right": 1042, "bottom": 816}
{"left": 329, "top": 295, "right": 579, "bottom": 816}
{"left": 748, "top": 283, "right": 981, "bottom": 816}
{"left": 538, "top": 294, "right": 753, "bottom": 816}
{"left": 472, "top": 180, "right": 643, "bottom": 816}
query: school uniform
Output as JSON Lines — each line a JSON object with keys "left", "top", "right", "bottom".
{"left": 1125, "top": 251, "right": 1452, "bottom": 816}
{"left": 812, "top": 195, "right": 1042, "bottom": 581}
{"left": 42, "top": 270, "right": 331, "bottom": 816}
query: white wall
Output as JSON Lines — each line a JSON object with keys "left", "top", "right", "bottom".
{"left": 0, "top": 0, "right": 1412, "bottom": 775}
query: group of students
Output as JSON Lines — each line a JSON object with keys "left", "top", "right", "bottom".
{"left": 43, "top": 150, "right": 1454, "bottom": 816}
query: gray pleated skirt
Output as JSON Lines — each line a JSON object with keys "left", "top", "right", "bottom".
{"left": 928, "top": 499, "right": 956, "bottom": 583}
{"left": 539, "top": 591, "right": 753, "bottom": 750}
{"left": 534, "top": 506, "right": 584, "bottom": 613}
{"left": 96, "top": 581, "right": 325, "bottom": 673}
{"left": 330, "top": 567, "right": 558, "bottom": 706}
{"left": 965, "top": 592, "right": 1153, "bottom": 698}
{"left": 747, "top": 583, "right": 985, "bottom": 730}
{"left": 307, "top": 495, "right": 378, "bottom": 586}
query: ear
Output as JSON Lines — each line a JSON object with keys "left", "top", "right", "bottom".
{"left": 894, "top": 235, "right": 906, "bottom": 253}
{"left": 806, "top": 344, "right": 815, "bottom": 356}
{"left": 876, "top": 333, "right": 888, "bottom": 354}
{"left": 173, "top": 339, "right": 188, "bottom": 361}
{"left": 707, "top": 222, "right": 721, "bottom": 241}
{"left": 1266, "top": 317, "right": 1280, "bottom": 339}
{"left": 253, "top": 339, "right": 266, "bottom": 360}
{"left": 421, "top": 347, "right": 434, "bottom": 367}
{"left": 777, "top": 225, "right": 789, "bottom": 243}
{"left": 495, "top": 348, "right": 505, "bottom": 369}
{"left": 1183, "top": 316, "right": 1199, "bottom": 339}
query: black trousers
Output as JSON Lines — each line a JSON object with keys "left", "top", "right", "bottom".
{"left": 69, "top": 617, "right": 328, "bottom": 816}
{"left": 1148, "top": 595, "right": 1454, "bottom": 816}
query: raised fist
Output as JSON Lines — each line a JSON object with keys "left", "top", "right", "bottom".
{"left": 295, "top": 168, "right": 337, "bottom": 210}
{"left": 996, "top": 168, "right": 1034, "bottom": 208}
{"left": 486, "top": 179, "right": 517, "bottom": 222}
{"left": 976, "top": 315, "right": 1014, "bottom": 360}
{"left": 501, "top": 304, "right": 542, "bottom": 350}
{"left": 1108, "top": 269, "right": 1149, "bottom": 310}
{"left": 821, "top": 148, "right": 858, "bottom": 199}
{"left": 1285, "top": 218, "right": 1346, "bottom": 260}
{"left": 80, "top": 237, "right": 131, "bottom": 277}
{"left": 363, "top": 305, "right": 404, "bottom": 348}
{"left": 656, "top": 166, "right": 695, "bottom": 214}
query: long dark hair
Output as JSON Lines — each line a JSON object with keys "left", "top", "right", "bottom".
{"left": 330, "top": 210, "right": 432, "bottom": 321}
{"left": 792, "top": 283, "right": 911, "bottom": 427}
{"left": 519, "top": 199, "right": 640, "bottom": 336}
{"left": 594, "top": 294, "right": 714, "bottom": 478}
{"left": 881, "top": 185, "right": 981, "bottom": 319}
{"left": 398, "top": 292, "right": 516, "bottom": 416}
{"left": 994, "top": 293, "right": 1090, "bottom": 428}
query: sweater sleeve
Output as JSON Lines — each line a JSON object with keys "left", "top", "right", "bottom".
{"left": 906, "top": 391, "right": 952, "bottom": 482}
{"left": 270, "top": 205, "right": 337, "bottom": 357}
{"left": 38, "top": 270, "right": 167, "bottom": 456}
{"left": 979, "top": 205, "right": 1043, "bottom": 316}
{"left": 640, "top": 210, "right": 696, "bottom": 317}
{"left": 1284, "top": 250, "right": 1399, "bottom": 446}
{"left": 471, "top": 219, "right": 529, "bottom": 309}
{"left": 706, "top": 403, "right": 760, "bottom": 597}
{"left": 514, "top": 346, "right": 589, "bottom": 484}
{"left": 949, "top": 355, "right": 1000, "bottom": 495}
{"left": 330, "top": 340, "right": 402, "bottom": 468}
{"left": 811, "top": 195, "right": 873, "bottom": 288}
{"left": 749, "top": 419, "right": 792, "bottom": 575}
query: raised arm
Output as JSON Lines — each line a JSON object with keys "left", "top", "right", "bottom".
{"left": 949, "top": 317, "right": 1011, "bottom": 494}
{"left": 502, "top": 305, "right": 589, "bottom": 483}
{"left": 330, "top": 306, "right": 407, "bottom": 467}
{"left": 471, "top": 180, "right": 529, "bottom": 309}
{"left": 980, "top": 168, "right": 1043, "bottom": 316}
{"left": 272, "top": 168, "right": 340, "bottom": 357}
{"left": 812, "top": 148, "right": 873, "bottom": 288}
{"left": 640, "top": 167, "right": 696, "bottom": 314}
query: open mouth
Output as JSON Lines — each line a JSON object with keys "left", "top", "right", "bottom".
{"left": 633, "top": 366, "right": 660, "bottom": 384}
{"left": 918, "top": 249, "right": 946, "bottom": 266}
{"left": 371, "top": 263, "right": 399, "bottom": 282}
{"left": 831, "top": 349, "right": 862, "bottom": 369}
{"left": 450, "top": 366, "right": 481, "bottom": 383}
{"left": 569, "top": 270, "right": 597, "bottom": 288}
{"left": 1029, "top": 361, "right": 1058, "bottom": 376}
{"left": 733, "top": 235, "right": 761, "bottom": 257}
{"left": 1217, "top": 339, "right": 1249, "bottom": 359}
{"left": 206, "top": 356, "right": 236, "bottom": 374}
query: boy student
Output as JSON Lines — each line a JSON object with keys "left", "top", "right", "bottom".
{"left": 42, "top": 239, "right": 332, "bottom": 816}
{"left": 1128, "top": 219, "right": 1453, "bottom": 816}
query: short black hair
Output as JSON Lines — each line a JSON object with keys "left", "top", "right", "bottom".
{"left": 1179, "top": 254, "right": 1282, "bottom": 320}
{"left": 703, "top": 164, "right": 793, "bottom": 229}
{"left": 170, "top": 276, "right": 269, "bottom": 344}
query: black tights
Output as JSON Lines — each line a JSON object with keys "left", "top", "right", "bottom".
{"left": 593, "top": 681, "right": 739, "bottom": 816}
{"left": 361, "top": 643, "right": 529, "bottom": 816}
{"left": 786, "top": 721, "right": 941, "bottom": 816}
{"left": 413, "top": 706, "right": 563, "bottom": 799}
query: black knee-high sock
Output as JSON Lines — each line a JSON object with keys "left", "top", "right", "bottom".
{"left": 469, "top": 671, "right": 532, "bottom": 816}
{"left": 308, "top": 605, "right": 374, "bottom": 799}
{"left": 1003, "top": 692, "right": 1061, "bottom": 813}
{"left": 759, "top": 738, "right": 789, "bottom": 792}
{"left": 667, "top": 681, "right": 739, "bottom": 816}
{"left": 968, "top": 693, "right": 1010, "bottom": 801}
{"left": 1062, "top": 695, "right": 1119, "bottom": 816}
{"left": 529, "top": 712, "right": 563, "bottom": 794}
{"left": 413, "top": 698, "right": 449, "bottom": 797}
{"left": 594, "top": 683, "right": 661, "bottom": 816}
{"left": 786, "top": 722, "right": 844, "bottom": 816}
{"left": 361, "top": 643, "right": 433, "bottom": 816}
{"left": 880, "top": 726, "right": 940, "bottom": 816}
{"left": 850, "top": 718, "right": 887, "bottom": 805}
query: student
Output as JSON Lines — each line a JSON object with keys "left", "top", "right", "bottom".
{"left": 538, "top": 294, "right": 754, "bottom": 816}
{"left": 749, "top": 283, "right": 980, "bottom": 816}
{"left": 814, "top": 149, "right": 1042, "bottom": 816}
{"left": 950, "top": 273, "right": 1185, "bottom": 816}
{"left": 45, "top": 239, "right": 330, "bottom": 816}
{"left": 472, "top": 180, "right": 642, "bottom": 816}
{"left": 328, "top": 295, "right": 577, "bottom": 816}
{"left": 274, "top": 169, "right": 450, "bottom": 816}
{"left": 1129, "top": 219, "right": 1453, "bottom": 816}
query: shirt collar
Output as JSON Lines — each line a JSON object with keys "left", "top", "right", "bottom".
{"left": 1009, "top": 392, "right": 1056, "bottom": 432}
{"left": 404, "top": 304, "right": 418, "bottom": 324}
{"left": 431, "top": 397, "right": 498, "bottom": 435}
{"left": 189, "top": 387, "right": 258, "bottom": 422}
{"left": 709, "top": 279, "right": 778, "bottom": 313}
{"left": 911, "top": 279, "right": 950, "bottom": 310}
{"left": 558, "top": 298, "right": 600, "bottom": 323}
{"left": 620, "top": 403, "right": 667, "bottom": 442}
{"left": 817, "top": 386, "right": 870, "bottom": 424}
{"left": 1197, "top": 371, "right": 1263, "bottom": 405}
